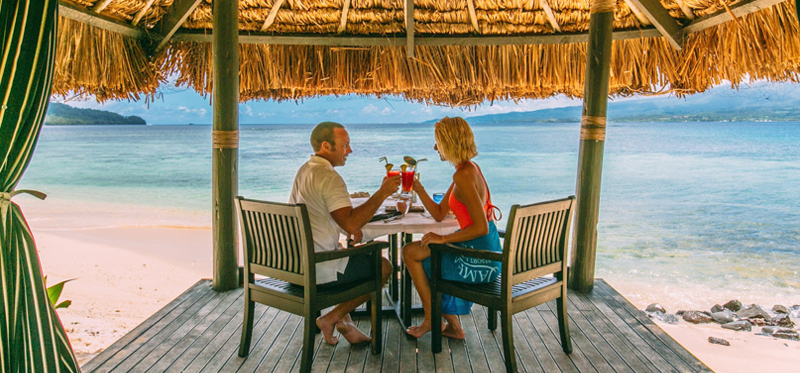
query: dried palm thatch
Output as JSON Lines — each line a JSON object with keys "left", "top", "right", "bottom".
{"left": 52, "top": 0, "right": 800, "bottom": 105}
{"left": 53, "top": 17, "right": 163, "bottom": 101}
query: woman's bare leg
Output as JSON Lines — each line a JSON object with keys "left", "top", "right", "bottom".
{"left": 402, "top": 241, "right": 435, "bottom": 338}
{"left": 442, "top": 314, "right": 466, "bottom": 339}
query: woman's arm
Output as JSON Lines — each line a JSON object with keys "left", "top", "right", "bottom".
{"left": 412, "top": 180, "right": 452, "bottom": 221}
{"left": 421, "top": 164, "right": 489, "bottom": 247}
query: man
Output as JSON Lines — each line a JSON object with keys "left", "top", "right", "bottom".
{"left": 289, "top": 121, "right": 401, "bottom": 345}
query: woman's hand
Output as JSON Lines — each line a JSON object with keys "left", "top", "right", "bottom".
{"left": 412, "top": 178, "right": 425, "bottom": 194}
{"left": 421, "top": 232, "right": 446, "bottom": 248}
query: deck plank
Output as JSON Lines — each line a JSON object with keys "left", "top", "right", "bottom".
{"left": 510, "top": 311, "right": 547, "bottom": 373}
{"left": 232, "top": 306, "right": 290, "bottom": 372}
{"left": 547, "top": 299, "right": 630, "bottom": 373}
{"left": 142, "top": 289, "right": 235, "bottom": 372}
{"left": 84, "top": 281, "right": 212, "bottom": 372}
{"left": 363, "top": 317, "right": 391, "bottom": 372}
{"left": 472, "top": 305, "right": 508, "bottom": 373}
{"left": 570, "top": 292, "right": 657, "bottom": 373}
{"left": 189, "top": 289, "right": 252, "bottom": 372}
{"left": 459, "top": 309, "right": 490, "bottom": 372}
{"left": 591, "top": 282, "right": 702, "bottom": 372}
{"left": 83, "top": 279, "right": 711, "bottom": 373}
{"left": 380, "top": 311, "right": 402, "bottom": 372}
{"left": 525, "top": 305, "right": 583, "bottom": 373}
{"left": 594, "top": 281, "right": 711, "bottom": 372}
{"left": 582, "top": 286, "right": 681, "bottom": 372}
{"left": 108, "top": 284, "right": 219, "bottom": 372}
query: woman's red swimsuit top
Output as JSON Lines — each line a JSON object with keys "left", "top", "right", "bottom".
{"left": 448, "top": 162, "right": 502, "bottom": 230}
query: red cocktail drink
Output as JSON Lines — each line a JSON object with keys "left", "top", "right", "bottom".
{"left": 401, "top": 169, "right": 415, "bottom": 193}
{"left": 387, "top": 169, "right": 401, "bottom": 179}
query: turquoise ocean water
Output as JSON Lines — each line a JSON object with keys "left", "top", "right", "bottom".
{"left": 17, "top": 122, "right": 800, "bottom": 308}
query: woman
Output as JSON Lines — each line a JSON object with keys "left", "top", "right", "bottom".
{"left": 403, "top": 116, "right": 502, "bottom": 339}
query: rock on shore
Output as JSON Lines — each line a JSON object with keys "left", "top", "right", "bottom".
{"left": 643, "top": 301, "right": 799, "bottom": 345}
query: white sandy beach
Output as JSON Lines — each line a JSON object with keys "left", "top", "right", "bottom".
{"left": 34, "top": 227, "right": 213, "bottom": 365}
{"left": 31, "top": 224, "right": 800, "bottom": 372}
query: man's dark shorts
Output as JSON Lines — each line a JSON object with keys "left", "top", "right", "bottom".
{"left": 318, "top": 253, "right": 373, "bottom": 290}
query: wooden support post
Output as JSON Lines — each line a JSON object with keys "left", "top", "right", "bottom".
{"left": 212, "top": 0, "right": 240, "bottom": 291}
{"left": 405, "top": 0, "right": 415, "bottom": 58}
{"left": 570, "top": 0, "right": 614, "bottom": 293}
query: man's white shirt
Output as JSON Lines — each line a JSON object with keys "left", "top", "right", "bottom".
{"left": 289, "top": 155, "right": 353, "bottom": 284}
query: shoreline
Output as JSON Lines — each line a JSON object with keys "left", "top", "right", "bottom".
{"left": 33, "top": 224, "right": 800, "bottom": 370}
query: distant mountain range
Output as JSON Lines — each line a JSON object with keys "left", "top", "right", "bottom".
{"left": 45, "top": 102, "right": 146, "bottom": 125}
{"left": 462, "top": 82, "right": 800, "bottom": 124}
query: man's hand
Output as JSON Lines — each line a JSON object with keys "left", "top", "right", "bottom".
{"left": 421, "top": 232, "right": 446, "bottom": 248}
{"left": 379, "top": 174, "right": 402, "bottom": 198}
{"left": 347, "top": 230, "right": 364, "bottom": 247}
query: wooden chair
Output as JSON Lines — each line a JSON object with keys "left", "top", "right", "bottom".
{"left": 235, "top": 196, "right": 385, "bottom": 373}
{"left": 430, "top": 196, "right": 575, "bottom": 373}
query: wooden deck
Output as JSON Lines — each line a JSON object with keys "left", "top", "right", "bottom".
{"left": 82, "top": 279, "right": 711, "bottom": 372}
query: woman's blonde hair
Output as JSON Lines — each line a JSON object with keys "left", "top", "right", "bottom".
{"left": 434, "top": 117, "right": 478, "bottom": 166}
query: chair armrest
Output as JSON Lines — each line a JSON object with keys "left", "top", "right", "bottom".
{"left": 497, "top": 229, "right": 505, "bottom": 238}
{"left": 315, "top": 240, "right": 389, "bottom": 262}
{"left": 428, "top": 243, "right": 503, "bottom": 262}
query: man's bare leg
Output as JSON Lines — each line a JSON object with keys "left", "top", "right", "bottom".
{"left": 316, "top": 257, "right": 392, "bottom": 345}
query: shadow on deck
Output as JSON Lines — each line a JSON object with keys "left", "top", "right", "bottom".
{"left": 82, "top": 279, "right": 711, "bottom": 372}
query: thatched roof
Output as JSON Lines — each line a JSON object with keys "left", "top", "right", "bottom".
{"left": 54, "top": 0, "right": 800, "bottom": 105}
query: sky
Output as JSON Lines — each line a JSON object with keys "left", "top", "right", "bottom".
{"left": 52, "top": 79, "right": 798, "bottom": 125}
{"left": 52, "top": 80, "right": 589, "bottom": 125}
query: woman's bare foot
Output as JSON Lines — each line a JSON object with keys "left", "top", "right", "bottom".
{"left": 316, "top": 315, "right": 339, "bottom": 345}
{"left": 406, "top": 320, "right": 433, "bottom": 338}
{"left": 442, "top": 322, "right": 465, "bottom": 340}
{"left": 336, "top": 320, "right": 371, "bottom": 345}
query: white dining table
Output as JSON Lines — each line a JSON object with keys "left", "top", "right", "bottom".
{"left": 352, "top": 197, "right": 461, "bottom": 242}
{"left": 351, "top": 197, "right": 460, "bottom": 328}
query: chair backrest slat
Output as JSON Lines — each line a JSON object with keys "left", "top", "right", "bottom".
{"left": 503, "top": 196, "right": 575, "bottom": 279}
{"left": 236, "top": 197, "right": 314, "bottom": 284}
{"left": 532, "top": 213, "right": 547, "bottom": 269}
{"left": 541, "top": 210, "right": 558, "bottom": 267}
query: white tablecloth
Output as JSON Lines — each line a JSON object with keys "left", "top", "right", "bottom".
{"left": 351, "top": 197, "right": 460, "bottom": 242}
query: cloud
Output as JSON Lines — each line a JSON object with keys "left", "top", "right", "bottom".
{"left": 380, "top": 107, "right": 394, "bottom": 115}
{"left": 176, "top": 106, "right": 207, "bottom": 116}
{"left": 361, "top": 104, "right": 379, "bottom": 114}
{"left": 242, "top": 104, "right": 253, "bottom": 117}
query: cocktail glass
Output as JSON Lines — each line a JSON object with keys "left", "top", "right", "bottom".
{"left": 387, "top": 168, "right": 401, "bottom": 197}
{"left": 401, "top": 167, "right": 415, "bottom": 196}
{"left": 396, "top": 195, "right": 410, "bottom": 215}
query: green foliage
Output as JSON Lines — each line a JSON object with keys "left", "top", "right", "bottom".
{"left": 44, "top": 276, "right": 74, "bottom": 309}
{"left": 45, "top": 102, "right": 146, "bottom": 125}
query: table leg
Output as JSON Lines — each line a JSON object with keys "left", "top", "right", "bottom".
{"left": 389, "top": 234, "right": 399, "bottom": 302}
{"left": 401, "top": 233, "right": 413, "bottom": 328}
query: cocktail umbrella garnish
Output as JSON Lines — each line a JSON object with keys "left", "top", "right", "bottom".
{"left": 403, "top": 156, "right": 416, "bottom": 166}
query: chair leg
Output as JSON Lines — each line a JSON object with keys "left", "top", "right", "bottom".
{"left": 556, "top": 295, "right": 573, "bottom": 354}
{"left": 371, "top": 289, "right": 382, "bottom": 354}
{"left": 238, "top": 291, "right": 255, "bottom": 357}
{"left": 488, "top": 307, "right": 497, "bottom": 331}
{"left": 501, "top": 311, "right": 517, "bottom": 373}
{"left": 300, "top": 313, "right": 316, "bottom": 373}
{"left": 431, "top": 289, "right": 443, "bottom": 353}
{"left": 314, "top": 310, "right": 321, "bottom": 334}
